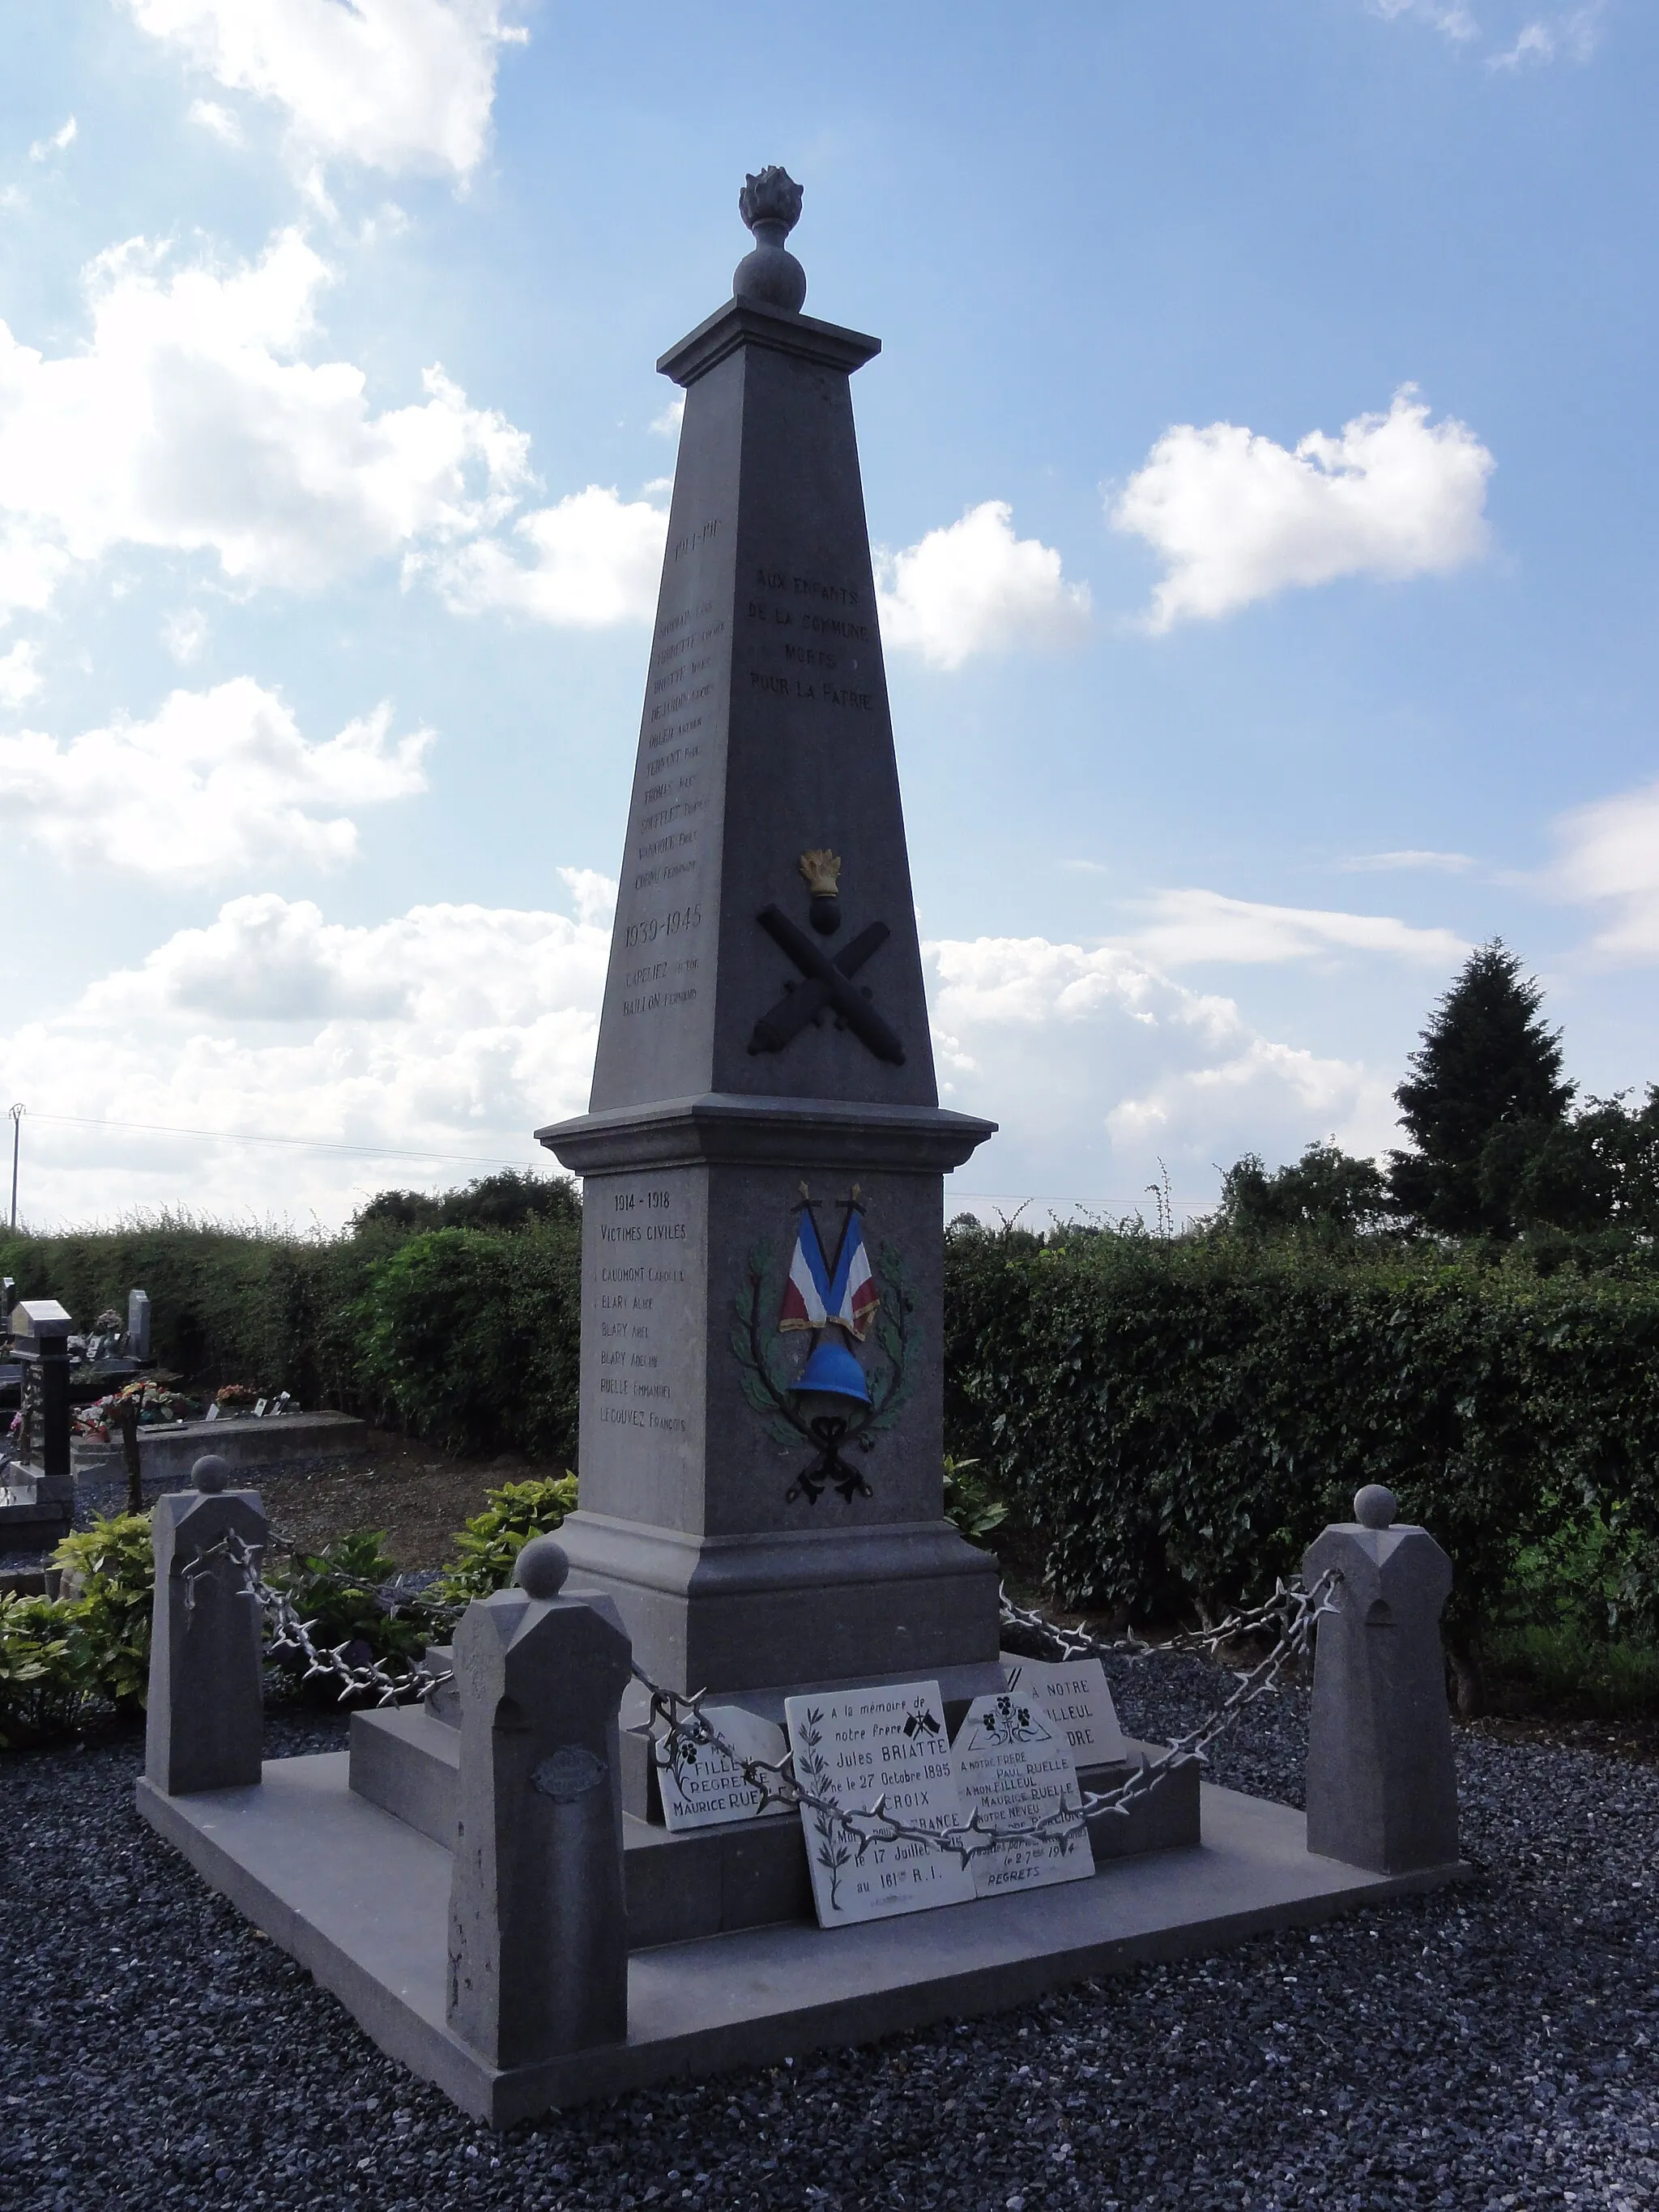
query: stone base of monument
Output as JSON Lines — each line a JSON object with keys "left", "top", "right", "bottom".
{"left": 345, "top": 1703, "right": 1201, "bottom": 1945}
{"left": 135, "top": 1752, "right": 1463, "bottom": 2126}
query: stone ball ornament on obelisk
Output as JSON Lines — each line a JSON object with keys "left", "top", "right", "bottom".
{"left": 538, "top": 166, "right": 1003, "bottom": 1740}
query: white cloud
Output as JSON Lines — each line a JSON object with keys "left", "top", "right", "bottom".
{"left": 0, "top": 227, "right": 529, "bottom": 613}
{"left": 0, "top": 640, "right": 42, "bottom": 707}
{"left": 1124, "top": 889, "right": 1469, "bottom": 969}
{"left": 1112, "top": 388, "right": 1493, "bottom": 629}
{"left": 189, "top": 98, "right": 245, "bottom": 147}
{"left": 6, "top": 894, "right": 1397, "bottom": 1231}
{"left": 876, "top": 501, "right": 1092, "bottom": 671}
{"left": 1489, "top": 6, "right": 1606, "bottom": 67}
{"left": 650, "top": 397, "right": 684, "bottom": 440}
{"left": 927, "top": 935, "right": 1397, "bottom": 1218}
{"left": 163, "top": 607, "right": 211, "bottom": 664}
{"left": 6, "top": 888, "right": 608, "bottom": 1228}
{"left": 123, "top": 1, "right": 527, "bottom": 182}
{"left": 416, "top": 486, "right": 669, "bottom": 625}
{"left": 1371, "top": 1, "right": 1480, "bottom": 40}
{"left": 1552, "top": 777, "right": 1659, "bottom": 960}
{"left": 1341, "top": 848, "right": 1473, "bottom": 873}
{"left": 28, "top": 117, "right": 78, "bottom": 162}
{"left": 0, "top": 677, "right": 431, "bottom": 880}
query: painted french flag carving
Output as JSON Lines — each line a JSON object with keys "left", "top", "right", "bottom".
{"left": 779, "top": 1205, "right": 880, "bottom": 1341}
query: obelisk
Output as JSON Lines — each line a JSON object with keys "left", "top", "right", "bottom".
{"left": 539, "top": 168, "right": 999, "bottom": 1713}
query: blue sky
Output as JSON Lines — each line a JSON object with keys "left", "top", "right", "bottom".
{"left": 0, "top": 0, "right": 1654, "bottom": 1229}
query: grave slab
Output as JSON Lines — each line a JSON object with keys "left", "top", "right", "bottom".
{"left": 137, "top": 1752, "right": 1468, "bottom": 2126}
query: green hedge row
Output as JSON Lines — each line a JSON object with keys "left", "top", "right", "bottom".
{"left": 0, "top": 1215, "right": 582, "bottom": 1464}
{"left": 940, "top": 1225, "right": 1659, "bottom": 1678}
{"left": 8, "top": 1214, "right": 1659, "bottom": 1683}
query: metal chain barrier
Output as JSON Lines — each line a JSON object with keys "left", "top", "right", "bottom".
{"left": 637, "top": 1571, "right": 1341, "bottom": 1864}
{"left": 184, "top": 1528, "right": 455, "bottom": 1707}
{"left": 179, "top": 1526, "right": 1340, "bottom": 1859}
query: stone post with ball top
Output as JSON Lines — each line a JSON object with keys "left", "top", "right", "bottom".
{"left": 1303, "top": 1485, "right": 1461, "bottom": 1876}
{"left": 145, "top": 1454, "right": 267, "bottom": 1796}
{"left": 446, "top": 1536, "right": 633, "bottom": 2067}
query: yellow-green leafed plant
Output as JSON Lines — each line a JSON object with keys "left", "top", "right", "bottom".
{"left": 0, "top": 1593, "right": 96, "bottom": 1749}
{"left": 942, "top": 1457, "right": 1009, "bottom": 1544}
{"left": 52, "top": 1512, "right": 156, "bottom": 1715}
{"left": 435, "top": 1474, "right": 578, "bottom": 1605}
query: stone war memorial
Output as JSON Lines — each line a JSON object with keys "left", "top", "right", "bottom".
{"left": 136, "top": 172, "right": 1468, "bottom": 2125}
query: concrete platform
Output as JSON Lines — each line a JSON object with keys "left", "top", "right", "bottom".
{"left": 136, "top": 1753, "right": 1466, "bottom": 2125}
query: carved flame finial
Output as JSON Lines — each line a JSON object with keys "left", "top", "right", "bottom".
{"left": 739, "top": 167, "right": 804, "bottom": 241}
{"left": 735, "top": 166, "right": 807, "bottom": 314}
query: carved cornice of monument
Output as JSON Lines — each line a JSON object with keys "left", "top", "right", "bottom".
{"left": 537, "top": 1093, "right": 996, "bottom": 1175}
{"left": 657, "top": 296, "right": 881, "bottom": 388}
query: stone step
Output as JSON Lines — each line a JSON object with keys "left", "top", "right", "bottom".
{"left": 347, "top": 1704, "right": 1200, "bottom": 1951}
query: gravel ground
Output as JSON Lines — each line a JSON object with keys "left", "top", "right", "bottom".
{"left": 3, "top": 1659, "right": 1655, "bottom": 2212}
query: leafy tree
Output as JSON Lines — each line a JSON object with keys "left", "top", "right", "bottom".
{"left": 1390, "top": 942, "right": 1574, "bottom": 1234}
{"left": 352, "top": 1170, "right": 580, "bottom": 1239}
{"left": 1218, "top": 1140, "right": 1390, "bottom": 1241}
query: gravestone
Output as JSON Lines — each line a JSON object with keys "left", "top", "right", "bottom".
{"left": 653, "top": 1703, "right": 791, "bottom": 1831}
{"left": 539, "top": 167, "right": 999, "bottom": 1717}
{"left": 127, "top": 1288, "right": 151, "bottom": 1362}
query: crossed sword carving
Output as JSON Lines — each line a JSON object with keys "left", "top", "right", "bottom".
{"left": 748, "top": 906, "right": 906, "bottom": 1066}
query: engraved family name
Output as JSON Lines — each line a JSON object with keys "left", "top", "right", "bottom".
{"left": 652, "top": 1705, "right": 791, "bottom": 1833}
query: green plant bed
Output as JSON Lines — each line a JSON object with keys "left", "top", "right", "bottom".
{"left": 1485, "top": 1623, "right": 1659, "bottom": 1715}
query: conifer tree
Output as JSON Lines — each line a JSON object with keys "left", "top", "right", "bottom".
{"left": 1389, "top": 942, "right": 1573, "bottom": 1234}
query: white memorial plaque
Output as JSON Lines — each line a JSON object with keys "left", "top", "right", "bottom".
{"left": 783, "top": 1680, "right": 976, "bottom": 1927}
{"left": 653, "top": 1704, "right": 791, "bottom": 1832}
{"left": 999, "top": 1652, "right": 1128, "bottom": 1769}
{"left": 952, "top": 1690, "right": 1094, "bottom": 1897}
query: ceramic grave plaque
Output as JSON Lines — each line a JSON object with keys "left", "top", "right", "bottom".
{"left": 952, "top": 1690, "right": 1093, "bottom": 1897}
{"left": 653, "top": 1704, "right": 791, "bottom": 1832}
{"left": 783, "top": 1679, "right": 975, "bottom": 1926}
{"left": 999, "top": 1653, "right": 1128, "bottom": 1768}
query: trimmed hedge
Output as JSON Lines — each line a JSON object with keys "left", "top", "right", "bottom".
{"left": 7, "top": 1211, "right": 1659, "bottom": 1687}
{"left": 0, "top": 1213, "right": 582, "bottom": 1462}
{"left": 941, "top": 1225, "right": 1659, "bottom": 1671}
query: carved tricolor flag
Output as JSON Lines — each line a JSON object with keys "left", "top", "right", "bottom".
{"left": 779, "top": 1206, "right": 880, "bottom": 1341}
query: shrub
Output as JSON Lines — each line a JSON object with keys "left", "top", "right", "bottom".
{"left": 267, "top": 1529, "right": 433, "bottom": 1689}
{"left": 0, "top": 1595, "right": 96, "bottom": 1749}
{"left": 53, "top": 1513, "right": 156, "bottom": 1711}
{"left": 355, "top": 1224, "right": 582, "bottom": 1458}
{"left": 942, "top": 1224, "right": 1659, "bottom": 1703}
{"left": 433, "top": 1474, "right": 579, "bottom": 1605}
{"left": 941, "top": 1458, "right": 1009, "bottom": 1543}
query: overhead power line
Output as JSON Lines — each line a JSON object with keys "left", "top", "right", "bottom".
{"left": 17, "top": 1110, "right": 537, "bottom": 1172}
